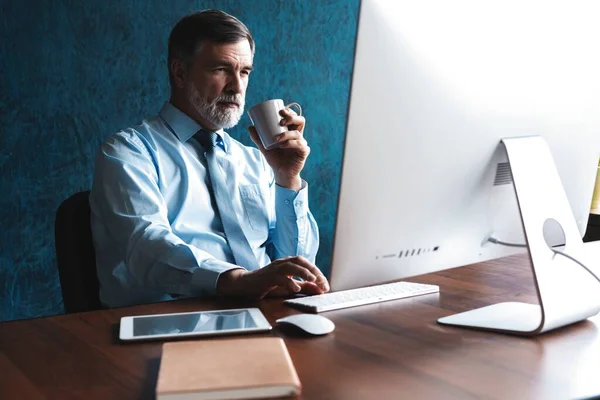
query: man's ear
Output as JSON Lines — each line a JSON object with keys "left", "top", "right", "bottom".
{"left": 170, "top": 59, "right": 188, "bottom": 89}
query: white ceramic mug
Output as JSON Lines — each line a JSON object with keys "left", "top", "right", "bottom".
{"left": 248, "top": 99, "right": 302, "bottom": 150}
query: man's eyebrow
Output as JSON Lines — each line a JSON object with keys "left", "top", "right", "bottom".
{"left": 207, "top": 61, "right": 254, "bottom": 70}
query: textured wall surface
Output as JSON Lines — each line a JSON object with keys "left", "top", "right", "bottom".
{"left": 0, "top": 0, "right": 360, "bottom": 321}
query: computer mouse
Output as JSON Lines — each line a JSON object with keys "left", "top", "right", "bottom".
{"left": 276, "top": 314, "right": 335, "bottom": 336}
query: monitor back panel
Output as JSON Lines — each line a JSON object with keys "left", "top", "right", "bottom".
{"left": 330, "top": 0, "right": 600, "bottom": 291}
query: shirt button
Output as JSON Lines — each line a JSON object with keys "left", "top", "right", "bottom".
{"left": 285, "top": 200, "right": 290, "bottom": 205}
{"left": 295, "top": 201, "right": 303, "bottom": 207}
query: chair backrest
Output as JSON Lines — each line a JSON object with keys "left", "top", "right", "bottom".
{"left": 55, "top": 190, "right": 101, "bottom": 313}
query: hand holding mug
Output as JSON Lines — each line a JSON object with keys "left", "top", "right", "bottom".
{"left": 248, "top": 99, "right": 303, "bottom": 149}
{"left": 248, "top": 99, "right": 309, "bottom": 191}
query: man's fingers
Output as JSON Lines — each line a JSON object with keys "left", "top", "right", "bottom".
{"left": 279, "top": 109, "right": 305, "bottom": 132}
{"left": 298, "top": 281, "right": 326, "bottom": 295}
{"left": 276, "top": 261, "right": 317, "bottom": 282}
{"left": 269, "top": 273, "right": 302, "bottom": 292}
{"left": 287, "top": 256, "right": 330, "bottom": 291}
{"left": 274, "top": 131, "right": 309, "bottom": 154}
{"left": 267, "top": 268, "right": 299, "bottom": 284}
{"left": 279, "top": 107, "right": 299, "bottom": 118}
{"left": 267, "top": 281, "right": 324, "bottom": 297}
{"left": 277, "top": 139, "right": 309, "bottom": 150}
{"left": 286, "top": 278, "right": 302, "bottom": 293}
{"left": 257, "top": 257, "right": 329, "bottom": 296}
{"left": 279, "top": 114, "right": 305, "bottom": 127}
{"left": 275, "top": 130, "right": 303, "bottom": 143}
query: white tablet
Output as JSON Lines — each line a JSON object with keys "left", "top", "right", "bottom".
{"left": 119, "top": 307, "right": 272, "bottom": 342}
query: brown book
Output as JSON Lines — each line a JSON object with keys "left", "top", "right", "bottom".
{"left": 156, "top": 337, "right": 301, "bottom": 400}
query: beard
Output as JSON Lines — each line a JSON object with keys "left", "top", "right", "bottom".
{"left": 185, "top": 82, "right": 245, "bottom": 130}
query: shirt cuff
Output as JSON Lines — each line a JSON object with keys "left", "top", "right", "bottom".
{"left": 276, "top": 180, "right": 309, "bottom": 218}
{"left": 191, "top": 258, "right": 245, "bottom": 295}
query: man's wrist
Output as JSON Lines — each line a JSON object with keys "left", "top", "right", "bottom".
{"left": 275, "top": 174, "right": 302, "bottom": 191}
{"left": 216, "top": 268, "right": 246, "bottom": 296}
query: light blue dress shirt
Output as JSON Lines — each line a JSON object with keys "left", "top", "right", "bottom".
{"left": 90, "top": 102, "right": 319, "bottom": 307}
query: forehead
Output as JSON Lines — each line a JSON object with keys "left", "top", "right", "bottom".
{"left": 195, "top": 40, "right": 253, "bottom": 66}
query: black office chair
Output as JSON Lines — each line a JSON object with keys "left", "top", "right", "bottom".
{"left": 55, "top": 190, "right": 102, "bottom": 313}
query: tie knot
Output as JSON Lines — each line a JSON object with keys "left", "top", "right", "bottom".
{"left": 196, "top": 129, "right": 218, "bottom": 151}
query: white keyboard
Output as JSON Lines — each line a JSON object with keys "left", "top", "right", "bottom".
{"left": 284, "top": 281, "right": 440, "bottom": 313}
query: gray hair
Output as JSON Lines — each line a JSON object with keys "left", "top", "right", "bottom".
{"left": 167, "top": 9, "right": 255, "bottom": 86}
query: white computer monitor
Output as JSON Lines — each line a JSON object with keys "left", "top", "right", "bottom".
{"left": 329, "top": 0, "right": 600, "bottom": 335}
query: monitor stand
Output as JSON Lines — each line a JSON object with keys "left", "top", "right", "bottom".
{"left": 438, "top": 136, "right": 600, "bottom": 336}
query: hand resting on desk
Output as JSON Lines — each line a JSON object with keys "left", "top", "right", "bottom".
{"left": 216, "top": 256, "right": 330, "bottom": 299}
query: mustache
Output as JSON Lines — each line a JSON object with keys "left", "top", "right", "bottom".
{"left": 215, "top": 93, "right": 244, "bottom": 106}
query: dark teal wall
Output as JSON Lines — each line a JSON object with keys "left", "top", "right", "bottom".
{"left": 0, "top": 0, "right": 360, "bottom": 321}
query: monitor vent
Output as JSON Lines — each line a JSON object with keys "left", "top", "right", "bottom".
{"left": 493, "top": 162, "right": 513, "bottom": 186}
{"left": 376, "top": 246, "right": 440, "bottom": 260}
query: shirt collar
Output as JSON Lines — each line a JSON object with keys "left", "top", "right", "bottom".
{"left": 158, "top": 102, "right": 229, "bottom": 152}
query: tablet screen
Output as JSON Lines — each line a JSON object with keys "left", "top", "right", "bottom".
{"left": 133, "top": 309, "right": 258, "bottom": 337}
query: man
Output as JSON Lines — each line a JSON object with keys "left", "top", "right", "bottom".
{"left": 90, "top": 10, "right": 329, "bottom": 308}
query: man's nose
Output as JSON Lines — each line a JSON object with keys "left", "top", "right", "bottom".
{"left": 226, "top": 73, "right": 244, "bottom": 94}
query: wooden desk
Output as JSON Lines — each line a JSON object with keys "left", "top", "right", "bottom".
{"left": 1, "top": 255, "right": 599, "bottom": 400}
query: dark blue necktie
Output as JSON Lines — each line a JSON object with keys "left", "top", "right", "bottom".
{"left": 196, "top": 130, "right": 260, "bottom": 271}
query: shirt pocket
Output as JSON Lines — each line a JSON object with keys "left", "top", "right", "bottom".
{"left": 239, "top": 184, "right": 270, "bottom": 234}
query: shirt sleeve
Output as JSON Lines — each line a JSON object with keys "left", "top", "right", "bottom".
{"left": 90, "top": 132, "right": 241, "bottom": 297}
{"left": 270, "top": 180, "right": 320, "bottom": 263}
